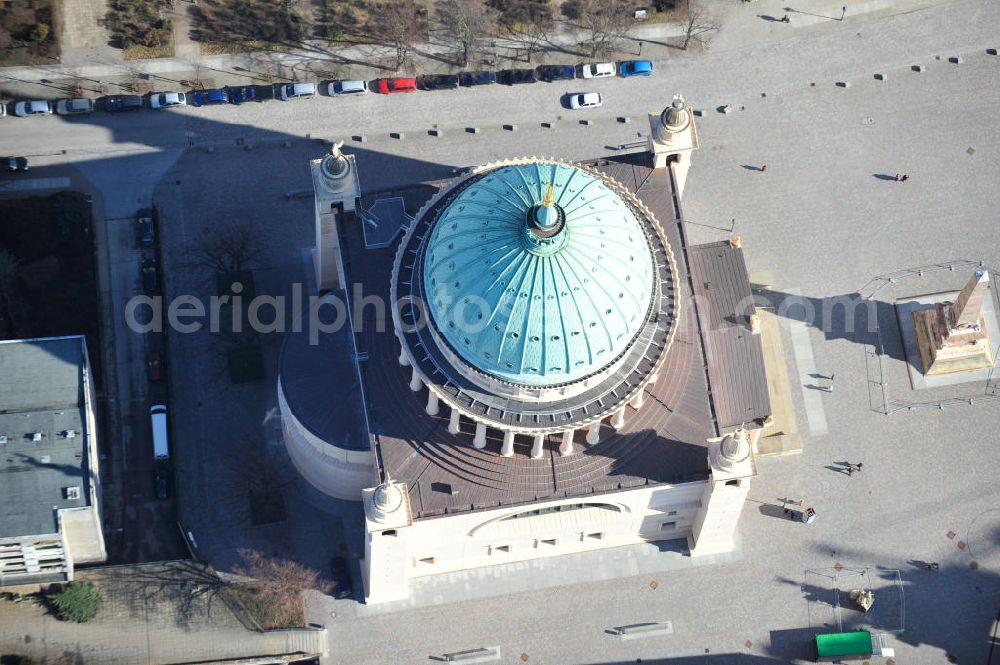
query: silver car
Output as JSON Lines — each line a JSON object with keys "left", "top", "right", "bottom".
{"left": 14, "top": 100, "right": 53, "bottom": 117}
{"left": 149, "top": 91, "right": 187, "bottom": 109}
{"left": 56, "top": 98, "right": 95, "bottom": 115}
{"left": 327, "top": 80, "right": 368, "bottom": 96}
{"left": 276, "top": 82, "right": 318, "bottom": 100}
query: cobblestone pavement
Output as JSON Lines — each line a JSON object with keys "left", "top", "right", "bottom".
{"left": 58, "top": 0, "right": 122, "bottom": 67}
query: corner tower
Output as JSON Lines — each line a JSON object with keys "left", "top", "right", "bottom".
{"left": 310, "top": 141, "right": 361, "bottom": 292}
{"left": 648, "top": 95, "right": 699, "bottom": 196}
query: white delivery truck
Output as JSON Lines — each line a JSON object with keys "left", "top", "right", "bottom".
{"left": 150, "top": 404, "right": 170, "bottom": 460}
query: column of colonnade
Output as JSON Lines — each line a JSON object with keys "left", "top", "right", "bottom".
{"left": 397, "top": 339, "right": 654, "bottom": 459}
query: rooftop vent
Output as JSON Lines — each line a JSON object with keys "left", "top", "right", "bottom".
{"left": 0, "top": 435, "right": 7, "bottom": 444}
{"left": 64, "top": 429, "right": 76, "bottom": 439}
{"left": 31, "top": 432, "right": 43, "bottom": 442}
{"left": 64, "top": 486, "right": 81, "bottom": 500}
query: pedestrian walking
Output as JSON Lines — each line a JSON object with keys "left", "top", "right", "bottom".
{"left": 926, "top": 562, "right": 939, "bottom": 571}
{"left": 760, "top": 164, "right": 767, "bottom": 172}
{"left": 855, "top": 462, "right": 863, "bottom": 472}
{"left": 894, "top": 173, "right": 901, "bottom": 181}
{"left": 847, "top": 467, "right": 854, "bottom": 477}
{"left": 781, "top": 14, "right": 790, "bottom": 23}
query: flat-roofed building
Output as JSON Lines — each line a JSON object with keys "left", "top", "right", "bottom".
{"left": 0, "top": 336, "right": 105, "bottom": 589}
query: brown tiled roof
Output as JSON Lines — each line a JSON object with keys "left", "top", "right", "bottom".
{"left": 342, "top": 156, "right": 762, "bottom": 519}
{"left": 687, "top": 242, "right": 772, "bottom": 430}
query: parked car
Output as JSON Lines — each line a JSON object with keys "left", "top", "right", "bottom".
{"left": 154, "top": 467, "right": 169, "bottom": 500}
{"left": 619, "top": 59, "right": 654, "bottom": 77}
{"left": 147, "top": 351, "right": 162, "bottom": 382}
{"left": 226, "top": 85, "right": 257, "bottom": 104}
{"left": 537, "top": 65, "right": 575, "bottom": 82}
{"left": 418, "top": 74, "right": 459, "bottom": 90}
{"left": 581, "top": 62, "right": 615, "bottom": 79}
{"left": 326, "top": 80, "right": 368, "bottom": 96}
{"left": 149, "top": 91, "right": 187, "bottom": 109}
{"left": 137, "top": 213, "right": 154, "bottom": 246}
{"left": 331, "top": 557, "right": 354, "bottom": 599}
{"left": 569, "top": 92, "right": 603, "bottom": 109}
{"left": 275, "top": 82, "right": 318, "bottom": 100}
{"left": 496, "top": 69, "right": 536, "bottom": 85}
{"left": 103, "top": 95, "right": 143, "bottom": 112}
{"left": 5, "top": 156, "right": 29, "bottom": 172}
{"left": 141, "top": 258, "right": 158, "bottom": 293}
{"left": 375, "top": 78, "right": 418, "bottom": 94}
{"left": 55, "top": 98, "right": 94, "bottom": 115}
{"left": 191, "top": 89, "right": 229, "bottom": 106}
{"left": 459, "top": 71, "right": 496, "bottom": 87}
{"left": 14, "top": 100, "right": 52, "bottom": 117}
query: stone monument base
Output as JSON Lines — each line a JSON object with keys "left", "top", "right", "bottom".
{"left": 896, "top": 290, "right": 1000, "bottom": 390}
{"left": 912, "top": 309, "right": 994, "bottom": 375}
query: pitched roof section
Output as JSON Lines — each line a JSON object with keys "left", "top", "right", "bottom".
{"left": 687, "top": 242, "right": 772, "bottom": 430}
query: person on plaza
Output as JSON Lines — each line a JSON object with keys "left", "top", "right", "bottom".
{"left": 895, "top": 173, "right": 901, "bottom": 181}
{"left": 760, "top": 164, "right": 767, "bottom": 172}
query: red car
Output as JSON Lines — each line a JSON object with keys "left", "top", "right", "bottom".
{"left": 376, "top": 78, "right": 417, "bottom": 94}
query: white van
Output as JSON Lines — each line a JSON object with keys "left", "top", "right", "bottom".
{"left": 150, "top": 404, "right": 170, "bottom": 460}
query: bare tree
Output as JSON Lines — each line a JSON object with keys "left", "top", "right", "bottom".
{"left": 365, "top": 0, "right": 428, "bottom": 70}
{"left": 225, "top": 435, "right": 298, "bottom": 503}
{"left": 234, "top": 549, "right": 331, "bottom": 628}
{"left": 436, "top": 0, "right": 497, "bottom": 67}
{"left": 497, "top": 19, "right": 551, "bottom": 63}
{"left": 681, "top": 1, "right": 718, "bottom": 50}
{"left": 187, "top": 222, "right": 268, "bottom": 276}
{"left": 563, "top": 0, "right": 634, "bottom": 58}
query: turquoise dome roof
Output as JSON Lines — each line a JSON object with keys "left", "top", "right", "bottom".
{"left": 423, "top": 162, "right": 655, "bottom": 386}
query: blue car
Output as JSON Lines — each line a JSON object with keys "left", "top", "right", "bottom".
{"left": 619, "top": 60, "right": 654, "bottom": 77}
{"left": 192, "top": 89, "right": 229, "bottom": 106}
{"left": 226, "top": 85, "right": 256, "bottom": 104}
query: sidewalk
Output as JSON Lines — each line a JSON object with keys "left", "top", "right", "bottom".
{"left": 0, "top": 0, "right": 948, "bottom": 100}
{"left": 0, "top": 562, "right": 326, "bottom": 665}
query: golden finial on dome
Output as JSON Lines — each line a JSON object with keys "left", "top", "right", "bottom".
{"left": 542, "top": 182, "right": 555, "bottom": 207}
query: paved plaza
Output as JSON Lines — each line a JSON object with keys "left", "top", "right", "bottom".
{"left": 1, "top": 0, "right": 999, "bottom": 662}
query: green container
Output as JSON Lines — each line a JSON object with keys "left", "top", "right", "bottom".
{"left": 815, "top": 631, "right": 873, "bottom": 661}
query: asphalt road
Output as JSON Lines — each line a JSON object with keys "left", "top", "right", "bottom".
{"left": 1, "top": 0, "right": 999, "bottom": 662}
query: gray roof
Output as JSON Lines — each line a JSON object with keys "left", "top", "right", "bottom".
{"left": 279, "top": 292, "right": 370, "bottom": 451}
{"left": 688, "top": 243, "right": 772, "bottom": 430}
{"left": 0, "top": 337, "right": 92, "bottom": 538}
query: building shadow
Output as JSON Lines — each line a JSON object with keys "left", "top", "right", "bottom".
{"left": 749, "top": 285, "right": 902, "bottom": 361}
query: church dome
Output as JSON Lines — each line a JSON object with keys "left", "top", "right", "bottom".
{"left": 423, "top": 162, "right": 655, "bottom": 387}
